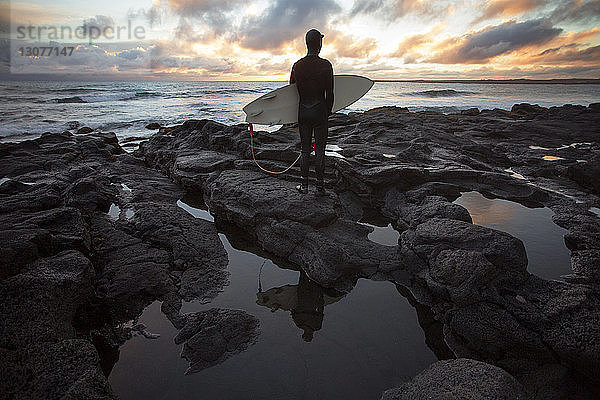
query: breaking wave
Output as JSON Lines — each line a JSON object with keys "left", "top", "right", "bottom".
{"left": 407, "top": 89, "right": 477, "bottom": 97}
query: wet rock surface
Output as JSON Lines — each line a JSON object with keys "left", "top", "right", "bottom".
{"left": 0, "top": 131, "right": 232, "bottom": 399}
{"left": 174, "top": 308, "right": 260, "bottom": 374}
{"left": 381, "top": 358, "right": 526, "bottom": 400}
{"left": 1, "top": 104, "right": 599, "bottom": 399}
{"left": 380, "top": 358, "right": 527, "bottom": 400}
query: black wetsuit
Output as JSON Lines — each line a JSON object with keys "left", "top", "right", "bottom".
{"left": 290, "top": 54, "right": 334, "bottom": 188}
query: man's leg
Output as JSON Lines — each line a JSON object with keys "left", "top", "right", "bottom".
{"left": 314, "top": 122, "right": 328, "bottom": 191}
{"left": 298, "top": 122, "right": 312, "bottom": 190}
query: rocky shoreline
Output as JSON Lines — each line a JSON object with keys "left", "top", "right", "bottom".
{"left": 1, "top": 103, "right": 599, "bottom": 399}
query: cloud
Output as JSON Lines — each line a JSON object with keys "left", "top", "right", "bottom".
{"left": 166, "top": 0, "right": 244, "bottom": 38}
{"left": 160, "top": 0, "right": 342, "bottom": 52}
{"left": 151, "top": 54, "right": 237, "bottom": 74}
{"left": 515, "top": 64, "right": 600, "bottom": 77}
{"left": 537, "top": 43, "right": 579, "bottom": 56}
{"left": 81, "top": 15, "right": 115, "bottom": 37}
{"left": 542, "top": 27, "right": 600, "bottom": 47}
{"left": 4, "top": 3, "right": 72, "bottom": 27}
{"left": 245, "top": 57, "right": 295, "bottom": 77}
{"left": 473, "top": 0, "right": 546, "bottom": 24}
{"left": 550, "top": 0, "right": 600, "bottom": 24}
{"left": 428, "top": 18, "right": 562, "bottom": 63}
{"left": 324, "top": 30, "right": 377, "bottom": 58}
{"left": 8, "top": 39, "right": 157, "bottom": 75}
{"left": 393, "top": 33, "right": 431, "bottom": 57}
{"left": 127, "top": 2, "right": 167, "bottom": 28}
{"left": 527, "top": 44, "right": 600, "bottom": 64}
{"left": 5, "top": 0, "right": 599, "bottom": 80}
{"left": 173, "top": 18, "right": 207, "bottom": 42}
{"left": 12, "top": 43, "right": 114, "bottom": 73}
{"left": 238, "top": 0, "right": 341, "bottom": 51}
{"left": 167, "top": 0, "right": 240, "bottom": 16}
{"left": 116, "top": 47, "right": 148, "bottom": 61}
{"left": 494, "top": 27, "right": 600, "bottom": 65}
{"left": 0, "top": 4, "right": 9, "bottom": 34}
{"left": 349, "top": 0, "right": 451, "bottom": 21}
{"left": 390, "top": 24, "right": 445, "bottom": 62}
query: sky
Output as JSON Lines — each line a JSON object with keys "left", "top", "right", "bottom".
{"left": 1, "top": 0, "right": 599, "bottom": 80}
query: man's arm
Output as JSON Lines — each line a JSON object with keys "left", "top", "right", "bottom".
{"left": 289, "top": 64, "right": 296, "bottom": 84}
{"left": 325, "top": 62, "right": 334, "bottom": 115}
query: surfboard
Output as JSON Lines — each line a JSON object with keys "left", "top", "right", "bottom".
{"left": 243, "top": 74, "right": 373, "bottom": 125}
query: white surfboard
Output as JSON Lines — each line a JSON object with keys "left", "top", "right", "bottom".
{"left": 243, "top": 75, "right": 373, "bottom": 125}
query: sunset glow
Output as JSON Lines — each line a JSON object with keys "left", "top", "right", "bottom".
{"left": 3, "top": 0, "right": 600, "bottom": 80}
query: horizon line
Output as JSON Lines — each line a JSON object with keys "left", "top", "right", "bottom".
{"left": 1, "top": 74, "right": 600, "bottom": 84}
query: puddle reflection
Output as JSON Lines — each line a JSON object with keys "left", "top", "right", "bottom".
{"left": 257, "top": 270, "right": 346, "bottom": 342}
{"left": 109, "top": 196, "right": 438, "bottom": 400}
{"left": 454, "top": 191, "right": 571, "bottom": 280}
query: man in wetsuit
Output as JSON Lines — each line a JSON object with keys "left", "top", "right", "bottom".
{"left": 289, "top": 29, "right": 334, "bottom": 195}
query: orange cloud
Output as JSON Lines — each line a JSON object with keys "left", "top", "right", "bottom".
{"left": 510, "top": 43, "right": 600, "bottom": 66}
{"left": 324, "top": 30, "right": 378, "bottom": 59}
{"left": 427, "top": 19, "right": 562, "bottom": 64}
{"left": 390, "top": 24, "right": 445, "bottom": 62}
{"left": 473, "top": 0, "right": 546, "bottom": 24}
{"left": 542, "top": 27, "right": 600, "bottom": 48}
{"left": 500, "top": 27, "right": 600, "bottom": 65}
{"left": 350, "top": 0, "right": 453, "bottom": 21}
{"left": 393, "top": 33, "right": 430, "bottom": 58}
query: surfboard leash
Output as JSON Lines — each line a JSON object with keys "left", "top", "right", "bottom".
{"left": 248, "top": 123, "right": 302, "bottom": 175}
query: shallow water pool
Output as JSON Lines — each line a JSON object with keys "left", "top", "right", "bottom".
{"left": 454, "top": 191, "right": 571, "bottom": 280}
{"left": 109, "top": 199, "right": 438, "bottom": 400}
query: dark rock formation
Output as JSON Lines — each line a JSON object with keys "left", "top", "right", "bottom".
{"left": 461, "top": 107, "right": 480, "bottom": 116}
{"left": 145, "top": 123, "right": 161, "bottom": 130}
{"left": 0, "top": 130, "right": 236, "bottom": 399}
{"left": 76, "top": 126, "right": 94, "bottom": 134}
{"left": 136, "top": 104, "right": 600, "bottom": 398}
{"left": 380, "top": 358, "right": 526, "bottom": 400}
{"left": 174, "top": 308, "right": 260, "bottom": 374}
{"left": 511, "top": 103, "right": 546, "bottom": 117}
{"left": 1, "top": 103, "right": 599, "bottom": 399}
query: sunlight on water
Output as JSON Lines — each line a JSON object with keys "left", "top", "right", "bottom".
{"left": 505, "top": 168, "right": 527, "bottom": 180}
{"left": 542, "top": 155, "right": 565, "bottom": 161}
{"left": 107, "top": 203, "right": 121, "bottom": 221}
{"left": 176, "top": 199, "right": 214, "bottom": 222}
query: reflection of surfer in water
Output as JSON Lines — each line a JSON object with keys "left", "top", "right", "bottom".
{"left": 257, "top": 271, "right": 345, "bottom": 342}
{"left": 290, "top": 29, "right": 334, "bottom": 195}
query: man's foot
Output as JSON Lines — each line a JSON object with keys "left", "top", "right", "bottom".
{"left": 315, "top": 186, "right": 326, "bottom": 197}
{"left": 296, "top": 184, "right": 308, "bottom": 194}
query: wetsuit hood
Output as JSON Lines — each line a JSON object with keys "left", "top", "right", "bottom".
{"left": 306, "top": 29, "right": 324, "bottom": 52}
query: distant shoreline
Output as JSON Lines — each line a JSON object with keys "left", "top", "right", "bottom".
{"left": 373, "top": 79, "right": 600, "bottom": 84}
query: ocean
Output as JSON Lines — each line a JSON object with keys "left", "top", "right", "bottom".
{"left": 1, "top": 80, "right": 599, "bottom": 143}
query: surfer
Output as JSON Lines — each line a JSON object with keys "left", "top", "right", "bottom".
{"left": 290, "top": 28, "right": 334, "bottom": 195}
{"left": 256, "top": 270, "right": 346, "bottom": 342}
